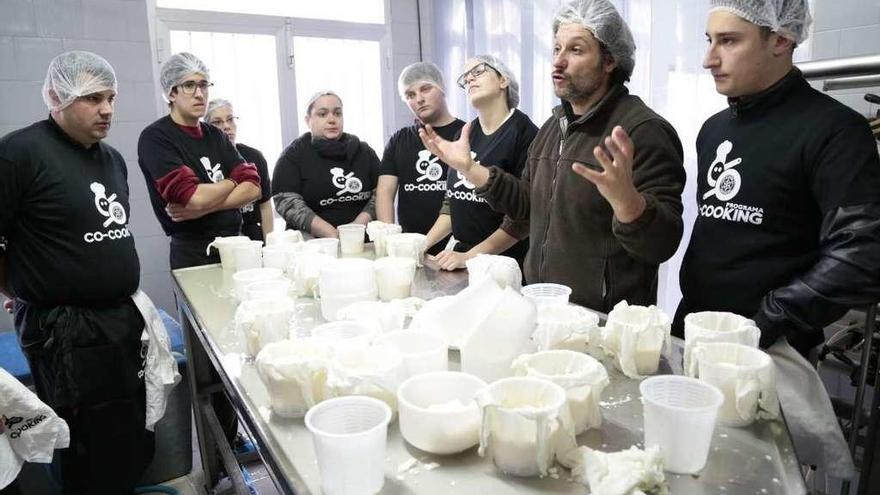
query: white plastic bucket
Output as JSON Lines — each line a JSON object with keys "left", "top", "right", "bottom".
{"left": 397, "top": 371, "right": 487, "bottom": 455}
{"left": 255, "top": 338, "right": 331, "bottom": 418}
{"left": 262, "top": 244, "right": 298, "bottom": 272}
{"left": 683, "top": 311, "right": 761, "bottom": 374}
{"left": 265, "top": 229, "right": 303, "bottom": 246}
{"left": 476, "top": 376, "right": 575, "bottom": 477}
{"left": 532, "top": 305, "right": 601, "bottom": 353}
{"left": 466, "top": 254, "right": 522, "bottom": 291}
{"left": 385, "top": 233, "right": 427, "bottom": 266}
{"left": 689, "top": 342, "right": 778, "bottom": 427}
{"left": 232, "top": 240, "right": 264, "bottom": 272}
{"left": 512, "top": 350, "right": 609, "bottom": 435}
{"left": 602, "top": 301, "right": 671, "bottom": 378}
{"left": 311, "top": 320, "right": 377, "bottom": 353}
{"left": 640, "top": 375, "right": 723, "bottom": 474}
{"left": 304, "top": 396, "right": 392, "bottom": 495}
{"left": 326, "top": 345, "right": 406, "bottom": 413}
{"left": 234, "top": 296, "right": 295, "bottom": 357}
{"left": 366, "top": 221, "right": 402, "bottom": 257}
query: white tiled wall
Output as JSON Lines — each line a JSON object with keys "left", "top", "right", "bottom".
{"left": 810, "top": 0, "right": 880, "bottom": 117}
{"left": 0, "top": 0, "right": 172, "bottom": 330}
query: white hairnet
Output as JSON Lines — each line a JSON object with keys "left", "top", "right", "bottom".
{"left": 397, "top": 62, "right": 446, "bottom": 100}
{"left": 710, "top": 0, "right": 811, "bottom": 43}
{"left": 206, "top": 98, "right": 233, "bottom": 120}
{"left": 305, "top": 90, "right": 342, "bottom": 115}
{"left": 160, "top": 52, "right": 210, "bottom": 101}
{"left": 553, "top": 0, "right": 636, "bottom": 81}
{"left": 42, "top": 51, "right": 117, "bottom": 111}
{"left": 470, "top": 54, "right": 520, "bottom": 109}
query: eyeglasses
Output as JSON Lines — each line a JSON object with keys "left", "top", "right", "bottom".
{"left": 456, "top": 63, "right": 495, "bottom": 89}
{"left": 176, "top": 80, "right": 213, "bottom": 95}
{"left": 209, "top": 116, "right": 238, "bottom": 127}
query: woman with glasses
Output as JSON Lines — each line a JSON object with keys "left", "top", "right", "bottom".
{"left": 206, "top": 99, "right": 274, "bottom": 242}
{"left": 424, "top": 55, "right": 537, "bottom": 270}
{"left": 272, "top": 91, "right": 380, "bottom": 238}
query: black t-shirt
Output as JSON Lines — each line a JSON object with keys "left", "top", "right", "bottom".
{"left": 447, "top": 109, "right": 536, "bottom": 261}
{"left": 380, "top": 120, "right": 465, "bottom": 234}
{"left": 236, "top": 143, "right": 271, "bottom": 228}
{"left": 273, "top": 133, "right": 380, "bottom": 228}
{"left": 677, "top": 71, "right": 880, "bottom": 345}
{"left": 137, "top": 115, "right": 244, "bottom": 238}
{"left": 0, "top": 118, "right": 140, "bottom": 305}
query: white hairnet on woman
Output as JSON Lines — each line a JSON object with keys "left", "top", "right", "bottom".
{"left": 709, "top": 0, "right": 812, "bottom": 43}
{"left": 206, "top": 98, "right": 233, "bottom": 119}
{"left": 470, "top": 54, "right": 520, "bottom": 109}
{"left": 42, "top": 51, "right": 117, "bottom": 111}
{"left": 553, "top": 0, "right": 636, "bottom": 82}
{"left": 159, "top": 52, "right": 210, "bottom": 101}
{"left": 397, "top": 61, "right": 446, "bottom": 99}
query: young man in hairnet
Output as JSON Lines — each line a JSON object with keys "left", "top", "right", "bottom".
{"left": 0, "top": 51, "right": 154, "bottom": 493}
{"left": 377, "top": 62, "right": 464, "bottom": 254}
{"left": 676, "top": 0, "right": 880, "bottom": 480}
{"left": 676, "top": 0, "right": 880, "bottom": 357}
{"left": 421, "top": 0, "right": 685, "bottom": 312}
{"left": 137, "top": 52, "right": 261, "bottom": 269}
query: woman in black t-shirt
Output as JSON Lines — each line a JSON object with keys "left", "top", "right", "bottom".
{"left": 272, "top": 91, "right": 379, "bottom": 238}
{"left": 206, "top": 98, "right": 274, "bottom": 241}
{"left": 424, "top": 55, "right": 537, "bottom": 270}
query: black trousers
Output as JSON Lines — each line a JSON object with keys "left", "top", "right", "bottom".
{"left": 168, "top": 235, "right": 240, "bottom": 451}
{"left": 13, "top": 300, "right": 154, "bottom": 495}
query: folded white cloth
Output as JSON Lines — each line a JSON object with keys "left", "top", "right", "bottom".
{"left": 0, "top": 367, "right": 70, "bottom": 489}
{"left": 132, "top": 290, "right": 181, "bottom": 431}
{"left": 560, "top": 445, "right": 668, "bottom": 495}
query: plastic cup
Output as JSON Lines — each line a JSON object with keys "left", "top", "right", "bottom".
{"left": 640, "top": 375, "right": 723, "bottom": 474}
{"left": 232, "top": 240, "right": 264, "bottom": 272}
{"left": 306, "top": 238, "right": 340, "bottom": 258}
{"left": 374, "top": 257, "right": 416, "bottom": 301}
{"left": 304, "top": 396, "right": 392, "bottom": 495}
{"left": 374, "top": 330, "right": 448, "bottom": 377}
{"left": 337, "top": 224, "right": 366, "bottom": 255}
{"left": 520, "top": 283, "right": 572, "bottom": 307}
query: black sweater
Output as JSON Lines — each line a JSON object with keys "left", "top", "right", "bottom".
{"left": 676, "top": 69, "right": 880, "bottom": 354}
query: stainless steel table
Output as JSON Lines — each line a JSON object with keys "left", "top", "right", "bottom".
{"left": 172, "top": 260, "right": 807, "bottom": 494}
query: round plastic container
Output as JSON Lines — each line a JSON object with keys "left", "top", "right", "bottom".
{"left": 232, "top": 268, "right": 283, "bottom": 301}
{"left": 374, "top": 330, "right": 448, "bottom": 377}
{"left": 533, "top": 305, "right": 601, "bottom": 353}
{"left": 512, "top": 350, "right": 609, "bottom": 434}
{"left": 234, "top": 296, "right": 295, "bottom": 357}
{"left": 397, "top": 371, "right": 487, "bottom": 454}
{"left": 304, "top": 396, "right": 392, "bottom": 495}
{"left": 326, "top": 345, "right": 406, "bottom": 414}
{"left": 319, "top": 258, "right": 376, "bottom": 295}
{"left": 603, "top": 302, "right": 671, "bottom": 378}
{"left": 373, "top": 257, "right": 416, "bottom": 301}
{"left": 520, "top": 283, "right": 572, "bottom": 307}
{"left": 311, "top": 320, "right": 377, "bottom": 353}
{"left": 337, "top": 224, "right": 366, "bottom": 255}
{"left": 306, "top": 237, "right": 340, "bottom": 258}
{"left": 640, "top": 375, "right": 724, "bottom": 474}
{"left": 691, "top": 342, "right": 777, "bottom": 427}
{"left": 336, "top": 301, "right": 406, "bottom": 334}
{"left": 206, "top": 235, "right": 251, "bottom": 271}
{"left": 367, "top": 221, "right": 402, "bottom": 257}
{"left": 255, "top": 338, "right": 331, "bottom": 418}
{"left": 683, "top": 311, "right": 761, "bottom": 375}
{"left": 289, "top": 252, "right": 334, "bottom": 297}
{"left": 245, "top": 279, "right": 291, "bottom": 301}
{"left": 232, "top": 240, "right": 264, "bottom": 272}
{"left": 476, "top": 377, "right": 573, "bottom": 477}
{"left": 321, "top": 290, "right": 378, "bottom": 322}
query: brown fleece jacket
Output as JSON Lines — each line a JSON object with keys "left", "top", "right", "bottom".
{"left": 477, "top": 85, "right": 685, "bottom": 312}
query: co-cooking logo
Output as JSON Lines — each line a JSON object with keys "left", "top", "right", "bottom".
{"left": 699, "top": 140, "right": 763, "bottom": 225}
{"left": 320, "top": 167, "right": 367, "bottom": 206}
{"left": 84, "top": 182, "right": 132, "bottom": 243}
{"left": 3, "top": 414, "right": 48, "bottom": 439}
{"left": 201, "top": 156, "right": 224, "bottom": 183}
